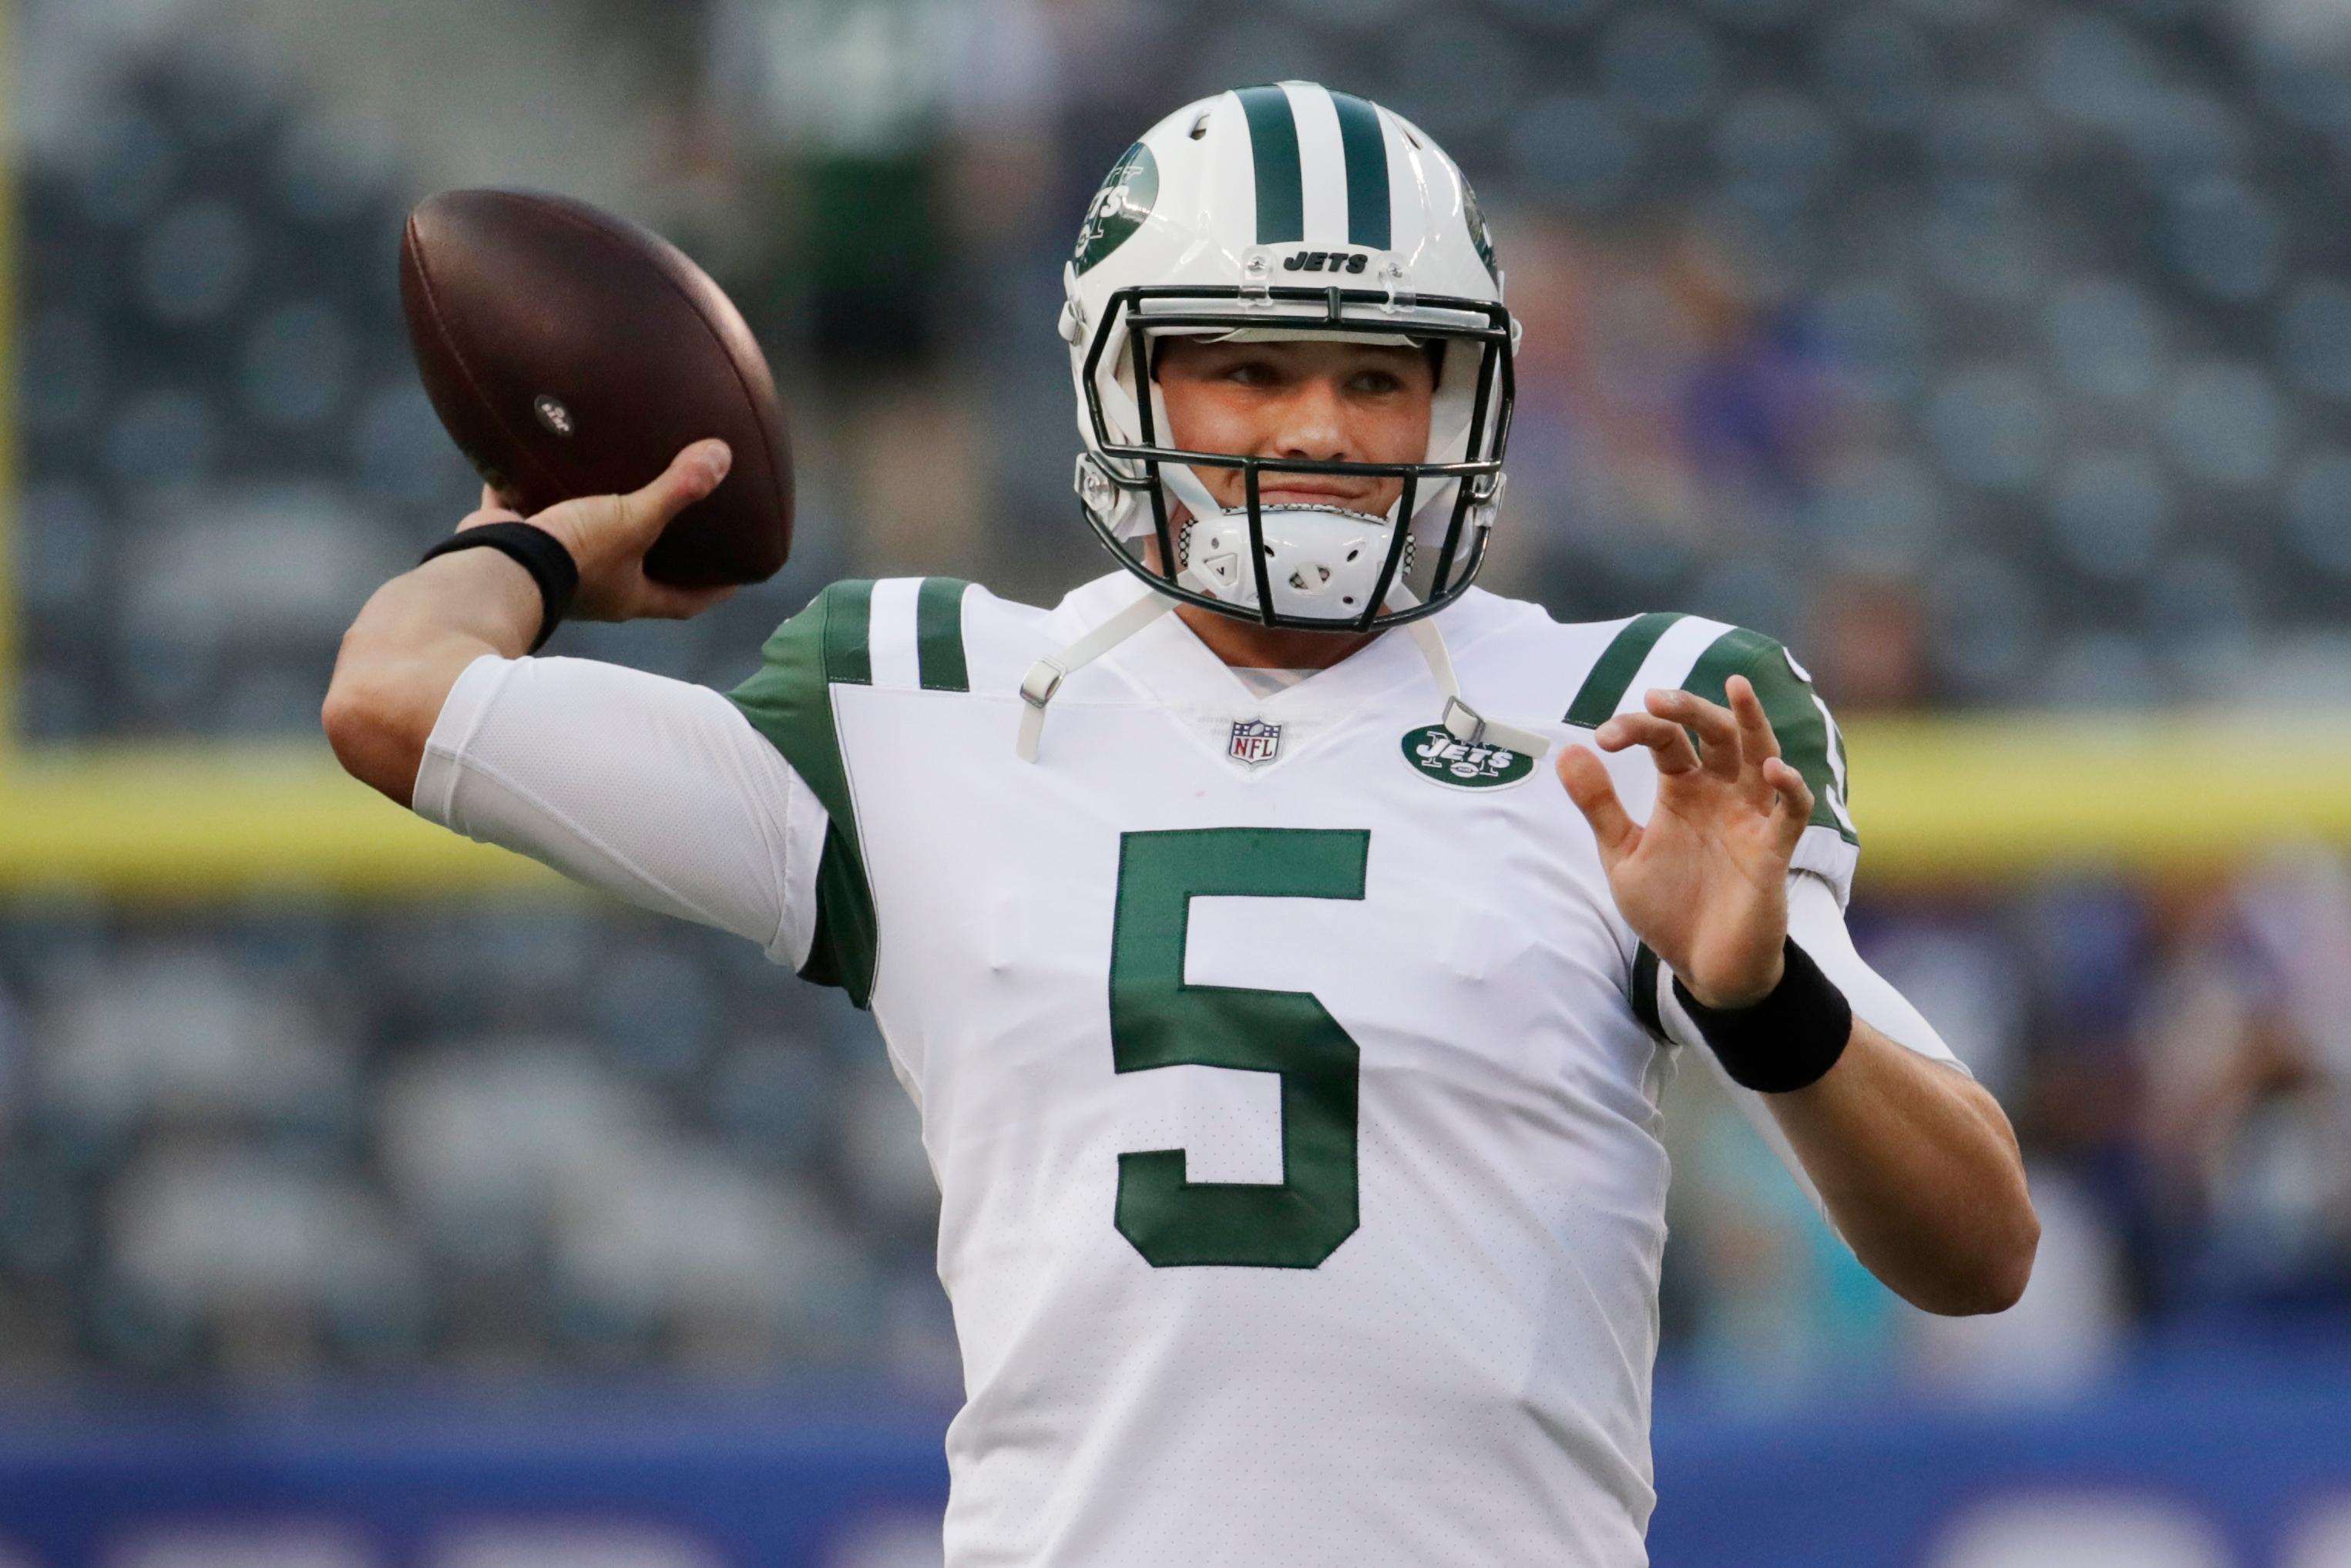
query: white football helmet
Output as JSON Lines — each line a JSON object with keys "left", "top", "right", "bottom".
{"left": 1061, "top": 82, "right": 1517, "bottom": 630}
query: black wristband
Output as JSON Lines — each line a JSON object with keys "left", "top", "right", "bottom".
{"left": 1671, "top": 938, "right": 1853, "bottom": 1094}
{"left": 420, "top": 522, "right": 579, "bottom": 653}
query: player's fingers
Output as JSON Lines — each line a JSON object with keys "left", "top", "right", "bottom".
{"left": 1644, "top": 688, "right": 1741, "bottom": 780}
{"left": 602, "top": 439, "right": 732, "bottom": 548}
{"left": 1645, "top": 690, "right": 1740, "bottom": 780}
{"left": 1727, "top": 676, "right": 1782, "bottom": 760}
{"left": 1725, "top": 676, "right": 1784, "bottom": 807}
{"left": 643, "top": 440, "right": 732, "bottom": 527}
{"left": 1764, "top": 757, "right": 1815, "bottom": 850}
{"left": 1557, "top": 745, "right": 1642, "bottom": 865}
{"left": 1598, "top": 711, "right": 1701, "bottom": 775}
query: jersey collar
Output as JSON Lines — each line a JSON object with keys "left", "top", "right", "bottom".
{"left": 1048, "top": 572, "right": 1433, "bottom": 722}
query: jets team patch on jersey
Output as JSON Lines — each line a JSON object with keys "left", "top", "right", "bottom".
{"left": 1401, "top": 726, "right": 1534, "bottom": 789}
{"left": 1228, "top": 718, "right": 1283, "bottom": 767}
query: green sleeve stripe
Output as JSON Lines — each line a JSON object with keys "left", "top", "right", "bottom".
{"left": 1563, "top": 612, "right": 1683, "bottom": 728}
{"left": 726, "top": 582, "right": 881, "bottom": 1006}
{"left": 915, "top": 577, "right": 971, "bottom": 693}
{"left": 1681, "top": 628, "right": 1856, "bottom": 847}
{"left": 1631, "top": 943, "right": 1665, "bottom": 1041}
{"left": 798, "top": 822, "right": 877, "bottom": 998}
{"left": 821, "top": 579, "right": 874, "bottom": 686}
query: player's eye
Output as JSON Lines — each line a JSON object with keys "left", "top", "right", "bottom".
{"left": 1348, "top": 368, "right": 1405, "bottom": 395}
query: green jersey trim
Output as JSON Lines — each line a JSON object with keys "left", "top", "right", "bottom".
{"left": 821, "top": 579, "right": 874, "bottom": 687}
{"left": 727, "top": 580, "right": 881, "bottom": 1007}
{"left": 1680, "top": 628, "right": 1857, "bottom": 848}
{"left": 1563, "top": 613, "right": 1683, "bottom": 729}
{"left": 916, "top": 577, "right": 972, "bottom": 692}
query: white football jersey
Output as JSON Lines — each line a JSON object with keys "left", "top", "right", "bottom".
{"left": 416, "top": 570, "right": 1960, "bottom": 1568}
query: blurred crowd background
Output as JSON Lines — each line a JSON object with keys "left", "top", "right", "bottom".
{"left": 7, "top": 0, "right": 2351, "bottom": 1507}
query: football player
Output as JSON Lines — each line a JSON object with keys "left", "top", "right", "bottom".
{"left": 326, "top": 83, "right": 2036, "bottom": 1568}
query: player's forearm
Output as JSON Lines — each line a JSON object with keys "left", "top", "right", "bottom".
{"left": 1763, "top": 1020, "right": 2039, "bottom": 1316}
{"left": 322, "top": 552, "right": 540, "bottom": 808}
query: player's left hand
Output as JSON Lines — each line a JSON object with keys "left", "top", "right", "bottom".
{"left": 1555, "top": 676, "right": 1816, "bottom": 1009}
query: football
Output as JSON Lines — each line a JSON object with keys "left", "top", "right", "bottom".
{"left": 398, "top": 187, "right": 793, "bottom": 587}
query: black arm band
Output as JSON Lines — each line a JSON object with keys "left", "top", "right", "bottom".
{"left": 1671, "top": 937, "right": 1853, "bottom": 1094}
{"left": 419, "top": 522, "right": 579, "bottom": 653}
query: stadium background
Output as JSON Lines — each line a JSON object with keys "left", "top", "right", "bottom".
{"left": 5, "top": 0, "right": 2351, "bottom": 1563}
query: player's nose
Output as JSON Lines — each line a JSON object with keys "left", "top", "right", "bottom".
{"left": 1272, "top": 377, "right": 1351, "bottom": 464}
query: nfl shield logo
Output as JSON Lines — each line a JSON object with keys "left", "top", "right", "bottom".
{"left": 1228, "top": 718, "right": 1283, "bottom": 767}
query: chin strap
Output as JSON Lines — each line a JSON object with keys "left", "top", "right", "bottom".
{"left": 1015, "top": 581, "right": 1553, "bottom": 764}
{"left": 1016, "top": 589, "right": 1181, "bottom": 762}
{"left": 1392, "top": 588, "right": 1553, "bottom": 759}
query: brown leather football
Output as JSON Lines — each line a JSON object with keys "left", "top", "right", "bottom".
{"left": 399, "top": 188, "right": 792, "bottom": 588}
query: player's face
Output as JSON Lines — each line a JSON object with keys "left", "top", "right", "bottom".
{"left": 1153, "top": 337, "right": 1435, "bottom": 519}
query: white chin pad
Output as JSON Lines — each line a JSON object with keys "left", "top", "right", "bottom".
{"left": 1187, "top": 505, "right": 1397, "bottom": 620}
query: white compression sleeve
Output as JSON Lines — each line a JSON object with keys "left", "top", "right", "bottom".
{"left": 412, "top": 654, "right": 827, "bottom": 968}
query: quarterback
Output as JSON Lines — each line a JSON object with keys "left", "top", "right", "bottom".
{"left": 326, "top": 85, "right": 2037, "bottom": 1567}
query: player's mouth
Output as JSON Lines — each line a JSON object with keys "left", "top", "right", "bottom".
{"left": 1256, "top": 480, "right": 1383, "bottom": 510}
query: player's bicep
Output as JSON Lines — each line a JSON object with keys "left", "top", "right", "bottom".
{"left": 414, "top": 653, "right": 821, "bottom": 962}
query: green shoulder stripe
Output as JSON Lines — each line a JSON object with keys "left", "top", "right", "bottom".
{"left": 1681, "top": 628, "right": 1856, "bottom": 847}
{"left": 916, "top": 576, "right": 971, "bottom": 693}
{"left": 821, "top": 579, "right": 873, "bottom": 687}
{"left": 727, "top": 580, "right": 880, "bottom": 1007}
{"left": 1564, "top": 612, "right": 1683, "bottom": 729}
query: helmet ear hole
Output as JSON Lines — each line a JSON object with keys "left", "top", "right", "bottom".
{"left": 1189, "top": 112, "right": 1211, "bottom": 139}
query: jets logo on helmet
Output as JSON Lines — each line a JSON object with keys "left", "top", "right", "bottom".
{"left": 1074, "top": 142, "right": 1158, "bottom": 274}
{"left": 1461, "top": 178, "right": 1500, "bottom": 281}
{"left": 1060, "top": 81, "right": 1519, "bottom": 633}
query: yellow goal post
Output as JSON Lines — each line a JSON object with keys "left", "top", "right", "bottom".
{"left": 0, "top": 1, "right": 2336, "bottom": 902}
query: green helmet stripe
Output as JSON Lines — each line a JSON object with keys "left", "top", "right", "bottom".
{"left": 1237, "top": 85, "right": 1305, "bottom": 244}
{"left": 1330, "top": 91, "right": 1392, "bottom": 250}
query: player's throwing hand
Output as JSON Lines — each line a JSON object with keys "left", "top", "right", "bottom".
{"left": 456, "top": 438, "right": 737, "bottom": 623}
{"left": 1556, "top": 675, "right": 1818, "bottom": 1010}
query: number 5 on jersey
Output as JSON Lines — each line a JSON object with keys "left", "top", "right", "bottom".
{"left": 1109, "top": 828, "right": 1369, "bottom": 1269}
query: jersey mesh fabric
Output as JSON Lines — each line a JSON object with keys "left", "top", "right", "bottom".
{"left": 407, "top": 578, "right": 1973, "bottom": 1568}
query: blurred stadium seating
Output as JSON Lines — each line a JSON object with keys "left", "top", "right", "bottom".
{"left": 6, "top": 0, "right": 2351, "bottom": 1563}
